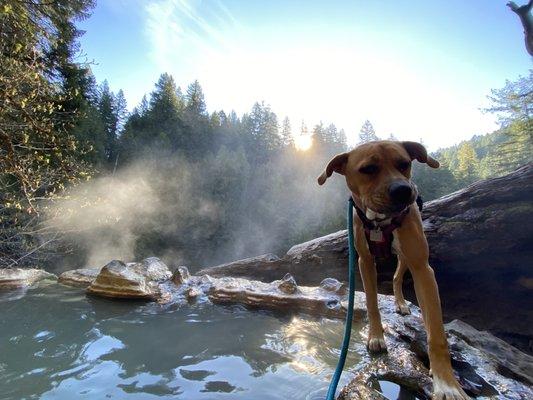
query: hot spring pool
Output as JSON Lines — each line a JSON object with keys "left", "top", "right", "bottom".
{"left": 0, "top": 282, "right": 413, "bottom": 399}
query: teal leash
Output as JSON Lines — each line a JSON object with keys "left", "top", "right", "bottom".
{"left": 326, "top": 197, "right": 357, "bottom": 400}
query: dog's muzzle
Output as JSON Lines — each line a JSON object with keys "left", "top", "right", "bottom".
{"left": 388, "top": 181, "right": 414, "bottom": 210}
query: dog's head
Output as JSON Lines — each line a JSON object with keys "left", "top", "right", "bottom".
{"left": 318, "top": 141, "right": 439, "bottom": 214}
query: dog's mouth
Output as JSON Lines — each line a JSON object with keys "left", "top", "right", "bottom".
{"left": 364, "top": 192, "right": 417, "bottom": 217}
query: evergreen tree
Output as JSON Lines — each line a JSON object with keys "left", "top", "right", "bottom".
{"left": 139, "top": 95, "right": 149, "bottom": 116}
{"left": 312, "top": 122, "right": 327, "bottom": 144}
{"left": 358, "top": 120, "right": 379, "bottom": 143}
{"left": 484, "top": 71, "right": 532, "bottom": 174}
{"left": 281, "top": 117, "right": 294, "bottom": 147}
{"left": 185, "top": 80, "right": 207, "bottom": 116}
{"left": 455, "top": 142, "right": 479, "bottom": 183}
{"left": 98, "top": 81, "right": 118, "bottom": 163}
{"left": 150, "top": 73, "right": 184, "bottom": 119}
{"left": 115, "top": 89, "right": 128, "bottom": 135}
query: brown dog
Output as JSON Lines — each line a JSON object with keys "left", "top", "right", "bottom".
{"left": 318, "top": 141, "right": 469, "bottom": 400}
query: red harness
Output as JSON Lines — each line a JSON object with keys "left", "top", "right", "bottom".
{"left": 353, "top": 196, "right": 422, "bottom": 259}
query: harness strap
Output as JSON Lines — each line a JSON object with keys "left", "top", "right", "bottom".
{"left": 353, "top": 198, "right": 414, "bottom": 259}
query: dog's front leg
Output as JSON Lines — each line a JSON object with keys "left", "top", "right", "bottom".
{"left": 393, "top": 258, "right": 411, "bottom": 315}
{"left": 355, "top": 223, "right": 387, "bottom": 353}
{"left": 396, "top": 220, "right": 469, "bottom": 399}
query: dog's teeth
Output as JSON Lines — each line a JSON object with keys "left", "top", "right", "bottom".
{"left": 366, "top": 208, "right": 386, "bottom": 220}
{"left": 366, "top": 209, "right": 377, "bottom": 219}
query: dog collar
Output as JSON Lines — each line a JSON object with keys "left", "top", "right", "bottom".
{"left": 352, "top": 196, "right": 421, "bottom": 259}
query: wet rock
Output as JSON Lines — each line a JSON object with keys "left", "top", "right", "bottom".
{"left": 186, "top": 286, "right": 202, "bottom": 300}
{"left": 208, "top": 275, "right": 364, "bottom": 319}
{"left": 87, "top": 260, "right": 165, "bottom": 300}
{"left": 445, "top": 319, "right": 533, "bottom": 386}
{"left": 130, "top": 257, "right": 172, "bottom": 282}
{"left": 58, "top": 268, "right": 101, "bottom": 288}
{"left": 338, "top": 293, "right": 533, "bottom": 400}
{"left": 172, "top": 266, "right": 191, "bottom": 285}
{"left": 277, "top": 273, "right": 298, "bottom": 294}
{"left": 0, "top": 268, "right": 56, "bottom": 289}
{"left": 320, "top": 277, "right": 345, "bottom": 294}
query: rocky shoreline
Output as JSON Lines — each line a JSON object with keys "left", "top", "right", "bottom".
{"left": 1, "top": 260, "right": 532, "bottom": 399}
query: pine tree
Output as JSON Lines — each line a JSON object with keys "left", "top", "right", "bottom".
{"left": 484, "top": 71, "right": 532, "bottom": 174}
{"left": 281, "top": 117, "right": 294, "bottom": 147}
{"left": 456, "top": 142, "right": 479, "bottom": 183}
{"left": 185, "top": 80, "right": 207, "bottom": 116}
{"left": 115, "top": 89, "right": 128, "bottom": 135}
{"left": 150, "top": 73, "right": 184, "bottom": 119}
{"left": 98, "top": 81, "right": 118, "bottom": 163}
{"left": 358, "top": 120, "right": 379, "bottom": 143}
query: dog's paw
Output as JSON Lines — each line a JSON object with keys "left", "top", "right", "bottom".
{"left": 395, "top": 301, "right": 411, "bottom": 316}
{"left": 432, "top": 375, "right": 470, "bottom": 400}
{"left": 367, "top": 336, "right": 388, "bottom": 353}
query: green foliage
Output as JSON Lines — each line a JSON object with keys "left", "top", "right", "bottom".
{"left": 0, "top": 0, "right": 95, "bottom": 267}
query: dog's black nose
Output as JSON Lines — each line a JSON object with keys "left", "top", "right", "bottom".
{"left": 389, "top": 181, "right": 412, "bottom": 205}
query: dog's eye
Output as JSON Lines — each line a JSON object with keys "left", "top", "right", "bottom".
{"left": 397, "top": 161, "right": 411, "bottom": 172}
{"left": 359, "top": 164, "right": 379, "bottom": 174}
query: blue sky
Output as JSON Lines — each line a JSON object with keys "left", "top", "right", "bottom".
{"left": 78, "top": 0, "right": 531, "bottom": 150}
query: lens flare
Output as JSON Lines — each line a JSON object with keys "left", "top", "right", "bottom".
{"left": 294, "top": 135, "right": 312, "bottom": 151}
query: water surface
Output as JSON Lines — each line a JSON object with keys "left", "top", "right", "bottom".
{"left": 0, "top": 283, "right": 368, "bottom": 399}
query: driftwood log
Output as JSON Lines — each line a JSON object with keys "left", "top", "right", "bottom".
{"left": 199, "top": 164, "right": 533, "bottom": 353}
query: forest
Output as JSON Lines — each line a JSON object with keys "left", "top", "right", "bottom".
{"left": 1, "top": 1, "right": 532, "bottom": 271}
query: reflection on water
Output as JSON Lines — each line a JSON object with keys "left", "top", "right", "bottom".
{"left": 0, "top": 283, "right": 363, "bottom": 399}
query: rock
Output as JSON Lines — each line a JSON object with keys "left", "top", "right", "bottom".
{"left": 185, "top": 286, "right": 202, "bottom": 300}
{"left": 445, "top": 319, "right": 533, "bottom": 386}
{"left": 58, "top": 268, "right": 100, "bottom": 288}
{"left": 277, "top": 273, "right": 298, "bottom": 294}
{"left": 337, "top": 295, "right": 533, "bottom": 400}
{"left": 208, "top": 275, "right": 354, "bottom": 319}
{"left": 320, "top": 277, "right": 345, "bottom": 293}
{"left": 130, "top": 257, "right": 172, "bottom": 282}
{"left": 0, "top": 268, "right": 56, "bottom": 289}
{"left": 87, "top": 259, "right": 168, "bottom": 300}
{"left": 172, "top": 266, "right": 191, "bottom": 285}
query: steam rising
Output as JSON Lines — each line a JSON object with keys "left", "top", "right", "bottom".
{"left": 46, "top": 150, "right": 347, "bottom": 272}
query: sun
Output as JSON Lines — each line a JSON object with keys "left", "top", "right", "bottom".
{"left": 294, "top": 135, "right": 313, "bottom": 151}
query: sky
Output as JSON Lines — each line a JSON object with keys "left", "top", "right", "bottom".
{"left": 78, "top": 0, "right": 532, "bottom": 150}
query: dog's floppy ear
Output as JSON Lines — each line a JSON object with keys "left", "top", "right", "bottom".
{"left": 317, "top": 152, "right": 349, "bottom": 185}
{"left": 401, "top": 141, "right": 439, "bottom": 168}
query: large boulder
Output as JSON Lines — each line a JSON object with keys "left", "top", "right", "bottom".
{"left": 87, "top": 258, "right": 171, "bottom": 300}
{"left": 0, "top": 268, "right": 56, "bottom": 289}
